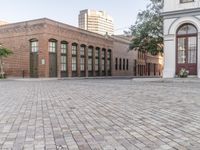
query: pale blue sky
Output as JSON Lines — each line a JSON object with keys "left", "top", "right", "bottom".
{"left": 0, "top": 0, "right": 149, "bottom": 34}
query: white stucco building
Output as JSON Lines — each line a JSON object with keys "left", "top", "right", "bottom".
{"left": 163, "top": 0, "right": 200, "bottom": 78}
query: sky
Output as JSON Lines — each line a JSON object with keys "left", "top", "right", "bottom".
{"left": 0, "top": 0, "right": 149, "bottom": 34}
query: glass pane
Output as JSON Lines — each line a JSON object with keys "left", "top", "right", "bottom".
{"left": 61, "top": 64, "right": 66, "bottom": 71}
{"left": 88, "top": 48, "right": 93, "bottom": 57}
{"left": 102, "top": 51, "right": 105, "bottom": 58}
{"left": 61, "top": 56, "right": 66, "bottom": 63}
{"left": 188, "top": 36, "right": 197, "bottom": 63}
{"left": 188, "top": 25, "right": 197, "bottom": 34}
{"left": 72, "top": 57, "right": 77, "bottom": 63}
{"left": 107, "top": 51, "right": 111, "bottom": 58}
{"left": 95, "top": 65, "right": 99, "bottom": 71}
{"left": 81, "top": 65, "right": 84, "bottom": 71}
{"left": 31, "top": 41, "right": 38, "bottom": 52}
{"left": 88, "top": 59, "right": 92, "bottom": 71}
{"left": 49, "top": 42, "right": 56, "bottom": 53}
{"left": 61, "top": 44, "right": 67, "bottom": 54}
{"left": 80, "top": 57, "right": 85, "bottom": 71}
{"left": 107, "top": 60, "right": 110, "bottom": 70}
{"left": 95, "top": 50, "right": 99, "bottom": 57}
{"left": 72, "top": 45, "right": 77, "bottom": 55}
{"left": 102, "top": 60, "right": 105, "bottom": 71}
{"left": 80, "top": 58, "right": 85, "bottom": 64}
{"left": 177, "top": 24, "right": 197, "bottom": 35}
{"left": 178, "top": 38, "right": 186, "bottom": 64}
{"left": 178, "top": 26, "right": 187, "bottom": 35}
{"left": 80, "top": 47, "right": 85, "bottom": 56}
{"left": 72, "top": 56, "right": 77, "bottom": 71}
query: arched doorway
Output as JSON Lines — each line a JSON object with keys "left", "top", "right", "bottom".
{"left": 49, "top": 39, "right": 57, "bottom": 77}
{"left": 30, "top": 39, "right": 38, "bottom": 78}
{"left": 176, "top": 24, "right": 198, "bottom": 75}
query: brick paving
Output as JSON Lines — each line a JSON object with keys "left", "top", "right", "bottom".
{"left": 0, "top": 78, "right": 200, "bottom": 150}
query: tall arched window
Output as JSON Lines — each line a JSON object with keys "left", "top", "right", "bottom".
{"left": 72, "top": 43, "right": 78, "bottom": 77}
{"left": 80, "top": 44, "right": 86, "bottom": 77}
{"left": 30, "top": 39, "right": 39, "bottom": 78}
{"left": 60, "top": 41, "right": 68, "bottom": 77}
{"left": 48, "top": 39, "right": 57, "bottom": 77}
{"left": 176, "top": 24, "right": 198, "bottom": 75}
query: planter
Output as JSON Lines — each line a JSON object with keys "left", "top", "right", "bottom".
{"left": 179, "top": 68, "right": 189, "bottom": 78}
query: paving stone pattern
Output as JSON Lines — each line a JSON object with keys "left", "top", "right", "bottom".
{"left": 0, "top": 79, "right": 200, "bottom": 150}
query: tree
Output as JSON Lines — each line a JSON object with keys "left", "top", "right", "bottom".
{"left": 127, "top": 0, "right": 163, "bottom": 55}
{"left": 0, "top": 44, "right": 13, "bottom": 78}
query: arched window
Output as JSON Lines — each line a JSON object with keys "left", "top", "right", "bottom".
{"left": 176, "top": 24, "right": 198, "bottom": 75}
{"left": 80, "top": 44, "right": 86, "bottom": 77}
{"left": 48, "top": 39, "right": 57, "bottom": 77}
{"left": 177, "top": 24, "right": 197, "bottom": 36}
{"left": 60, "top": 41, "right": 68, "bottom": 77}
{"left": 30, "top": 39, "right": 39, "bottom": 78}
{"left": 72, "top": 43, "right": 78, "bottom": 73}
{"left": 49, "top": 39, "right": 57, "bottom": 53}
{"left": 30, "top": 39, "right": 38, "bottom": 53}
{"left": 107, "top": 49, "right": 112, "bottom": 76}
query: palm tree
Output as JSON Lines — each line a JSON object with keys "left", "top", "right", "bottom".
{"left": 0, "top": 44, "right": 13, "bottom": 78}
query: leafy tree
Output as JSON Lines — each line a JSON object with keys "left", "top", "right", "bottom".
{"left": 0, "top": 44, "right": 13, "bottom": 78}
{"left": 127, "top": 0, "right": 163, "bottom": 55}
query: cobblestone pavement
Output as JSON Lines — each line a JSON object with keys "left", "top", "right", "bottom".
{"left": 0, "top": 79, "right": 200, "bottom": 150}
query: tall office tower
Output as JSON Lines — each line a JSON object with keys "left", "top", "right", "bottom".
{"left": 79, "top": 9, "right": 114, "bottom": 35}
{"left": 0, "top": 21, "right": 8, "bottom": 26}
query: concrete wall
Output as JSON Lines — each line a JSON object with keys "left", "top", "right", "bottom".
{"left": 163, "top": 0, "right": 200, "bottom": 78}
{"left": 164, "top": 0, "right": 200, "bottom": 12}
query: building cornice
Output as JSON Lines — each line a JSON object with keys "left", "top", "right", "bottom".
{"left": 162, "top": 7, "right": 200, "bottom": 19}
{"left": 0, "top": 18, "right": 113, "bottom": 42}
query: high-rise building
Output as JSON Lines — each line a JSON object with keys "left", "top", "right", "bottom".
{"left": 79, "top": 9, "right": 114, "bottom": 35}
{"left": 0, "top": 21, "right": 8, "bottom": 26}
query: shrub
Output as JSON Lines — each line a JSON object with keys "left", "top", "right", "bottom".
{"left": 179, "top": 68, "right": 189, "bottom": 78}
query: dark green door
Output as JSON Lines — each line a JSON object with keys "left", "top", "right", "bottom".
{"left": 49, "top": 53, "right": 57, "bottom": 77}
{"left": 30, "top": 52, "right": 38, "bottom": 78}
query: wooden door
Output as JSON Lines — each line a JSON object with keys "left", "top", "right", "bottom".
{"left": 30, "top": 52, "right": 38, "bottom": 78}
{"left": 49, "top": 53, "right": 57, "bottom": 77}
{"left": 176, "top": 24, "right": 198, "bottom": 75}
{"left": 176, "top": 36, "right": 197, "bottom": 75}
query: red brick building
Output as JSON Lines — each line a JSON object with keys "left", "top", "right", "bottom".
{"left": 135, "top": 51, "right": 163, "bottom": 77}
{"left": 0, "top": 18, "right": 137, "bottom": 78}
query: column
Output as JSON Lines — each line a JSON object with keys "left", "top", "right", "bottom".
{"left": 163, "top": 35, "right": 176, "bottom": 78}
{"left": 57, "top": 41, "right": 61, "bottom": 78}
{"left": 38, "top": 37, "right": 48, "bottom": 77}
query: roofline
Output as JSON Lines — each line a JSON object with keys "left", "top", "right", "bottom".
{"left": 110, "top": 35, "right": 131, "bottom": 44}
{"left": 0, "top": 17, "right": 113, "bottom": 41}
{"left": 161, "top": 7, "right": 200, "bottom": 18}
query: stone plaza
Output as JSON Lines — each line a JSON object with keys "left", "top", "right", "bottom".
{"left": 0, "top": 78, "right": 200, "bottom": 150}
